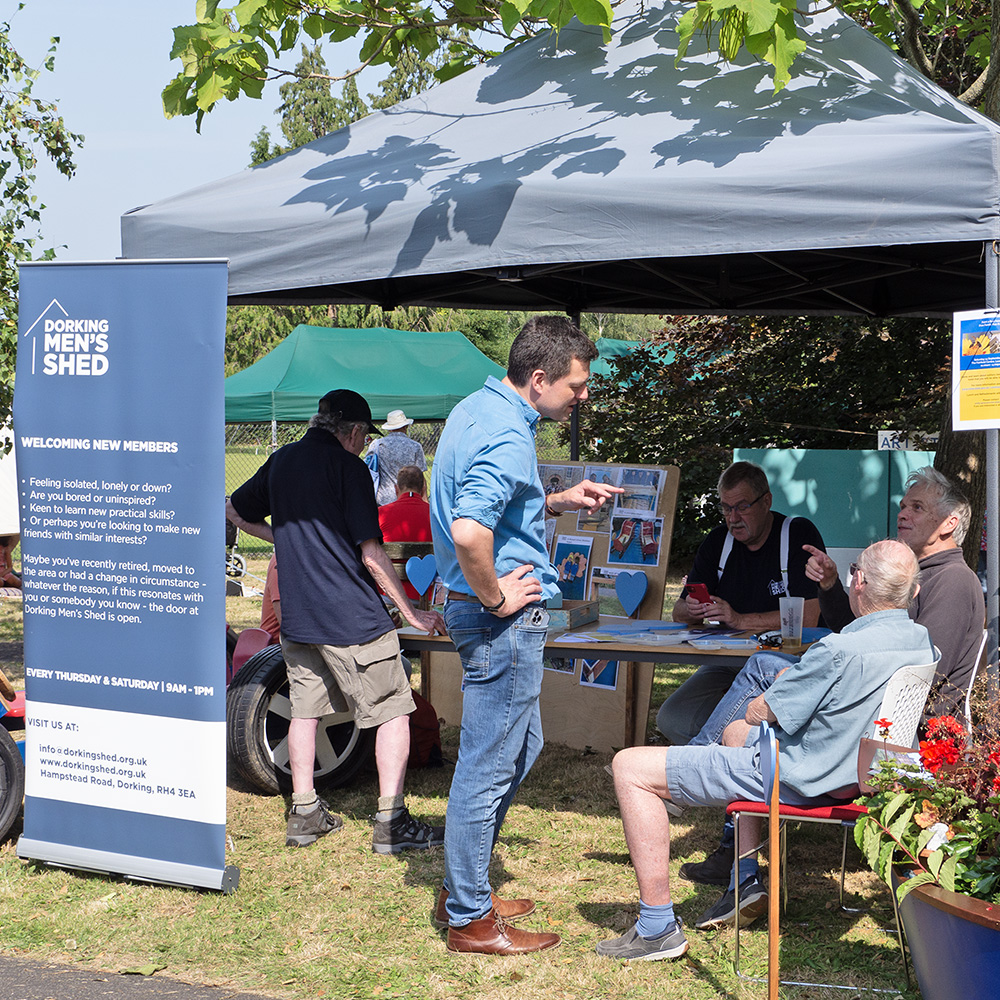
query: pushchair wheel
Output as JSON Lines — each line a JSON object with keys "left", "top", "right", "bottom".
{"left": 226, "top": 552, "right": 247, "bottom": 579}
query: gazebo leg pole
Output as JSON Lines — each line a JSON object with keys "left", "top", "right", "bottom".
{"left": 986, "top": 245, "right": 999, "bottom": 706}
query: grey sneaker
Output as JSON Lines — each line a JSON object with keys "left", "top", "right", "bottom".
{"left": 678, "top": 842, "right": 734, "bottom": 886}
{"left": 285, "top": 799, "right": 343, "bottom": 848}
{"left": 372, "top": 806, "right": 445, "bottom": 854}
{"left": 694, "top": 876, "right": 768, "bottom": 930}
{"left": 596, "top": 921, "right": 689, "bottom": 961}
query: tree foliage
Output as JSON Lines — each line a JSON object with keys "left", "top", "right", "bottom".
{"left": 582, "top": 315, "right": 950, "bottom": 561}
{"left": 249, "top": 41, "right": 443, "bottom": 164}
{"left": 165, "top": 0, "right": 995, "bottom": 123}
{"left": 678, "top": 0, "right": 995, "bottom": 105}
{"left": 1, "top": 12, "right": 82, "bottom": 432}
{"left": 250, "top": 43, "right": 369, "bottom": 163}
{"left": 164, "top": 0, "right": 613, "bottom": 129}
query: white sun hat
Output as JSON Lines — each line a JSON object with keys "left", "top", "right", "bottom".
{"left": 382, "top": 409, "right": 414, "bottom": 431}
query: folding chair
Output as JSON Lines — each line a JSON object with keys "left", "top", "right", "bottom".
{"left": 963, "top": 628, "right": 988, "bottom": 726}
{"left": 728, "top": 656, "right": 939, "bottom": 992}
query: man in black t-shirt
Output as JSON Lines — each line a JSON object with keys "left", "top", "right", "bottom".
{"left": 657, "top": 461, "right": 826, "bottom": 745}
{"left": 227, "top": 390, "right": 446, "bottom": 852}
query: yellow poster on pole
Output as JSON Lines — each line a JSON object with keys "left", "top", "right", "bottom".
{"left": 953, "top": 308, "right": 1000, "bottom": 429}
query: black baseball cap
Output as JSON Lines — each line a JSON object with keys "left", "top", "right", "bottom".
{"left": 318, "top": 389, "right": 380, "bottom": 434}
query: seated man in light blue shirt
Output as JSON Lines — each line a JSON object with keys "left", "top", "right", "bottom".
{"left": 596, "top": 539, "right": 935, "bottom": 961}
{"left": 430, "top": 315, "right": 622, "bottom": 955}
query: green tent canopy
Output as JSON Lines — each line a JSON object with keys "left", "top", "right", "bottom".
{"left": 592, "top": 337, "right": 675, "bottom": 380}
{"left": 224, "top": 325, "right": 505, "bottom": 423}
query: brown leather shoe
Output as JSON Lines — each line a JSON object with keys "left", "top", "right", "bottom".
{"left": 447, "top": 911, "right": 560, "bottom": 955}
{"left": 433, "top": 888, "right": 536, "bottom": 929}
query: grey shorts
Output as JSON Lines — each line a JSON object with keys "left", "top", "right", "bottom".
{"left": 280, "top": 630, "right": 415, "bottom": 728}
{"left": 665, "top": 734, "right": 824, "bottom": 809}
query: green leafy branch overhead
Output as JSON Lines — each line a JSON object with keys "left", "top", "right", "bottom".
{"left": 164, "top": 0, "right": 996, "bottom": 127}
{"left": 164, "top": 0, "right": 615, "bottom": 128}
{"left": 1, "top": 12, "right": 83, "bottom": 431}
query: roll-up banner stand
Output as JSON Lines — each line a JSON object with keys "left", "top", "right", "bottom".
{"left": 13, "top": 260, "right": 237, "bottom": 893}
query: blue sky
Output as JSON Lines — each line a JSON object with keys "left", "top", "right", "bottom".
{"left": 6, "top": 1, "right": 355, "bottom": 260}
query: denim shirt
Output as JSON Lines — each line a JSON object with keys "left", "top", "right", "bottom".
{"left": 764, "top": 609, "right": 935, "bottom": 797}
{"left": 430, "top": 377, "right": 559, "bottom": 600}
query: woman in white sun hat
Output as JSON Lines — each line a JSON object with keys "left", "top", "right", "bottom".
{"left": 366, "top": 408, "right": 427, "bottom": 506}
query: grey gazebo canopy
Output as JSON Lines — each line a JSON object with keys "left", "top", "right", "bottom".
{"left": 120, "top": 0, "right": 1000, "bottom": 317}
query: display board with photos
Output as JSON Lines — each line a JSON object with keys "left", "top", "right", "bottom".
{"left": 539, "top": 460, "right": 679, "bottom": 708}
{"left": 540, "top": 460, "right": 679, "bottom": 623}
{"left": 417, "top": 461, "right": 679, "bottom": 750}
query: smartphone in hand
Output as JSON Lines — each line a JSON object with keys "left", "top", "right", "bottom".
{"left": 685, "top": 582, "right": 712, "bottom": 604}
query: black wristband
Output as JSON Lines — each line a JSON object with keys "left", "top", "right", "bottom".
{"left": 482, "top": 592, "right": 506, "bottom": 613}
{"left": 545, "top": 502, "right": 559, "bottom": 517}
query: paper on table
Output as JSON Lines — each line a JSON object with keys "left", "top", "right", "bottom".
{"left": 552, "top": 627, "right": 710, "bottom": 644}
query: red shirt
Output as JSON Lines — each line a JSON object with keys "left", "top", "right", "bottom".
{"left": 378, "top": 493, "right": 432, "bottom": 600}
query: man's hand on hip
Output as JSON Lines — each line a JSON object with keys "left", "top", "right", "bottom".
{"left": 493, "top": 563, "right": 544, "bottom": 617}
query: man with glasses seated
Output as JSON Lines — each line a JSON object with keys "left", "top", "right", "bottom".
{"left": 596, "top": 540, "right": 932, "bottom": 960}
{"left": 806, "top": 466, "right": 982, "bottom": 722}
{"left": 657, "top": 461, "right": 826, "bottom": 747}
{"left": 677, "top": 466, "right": 982, "bottom": 893}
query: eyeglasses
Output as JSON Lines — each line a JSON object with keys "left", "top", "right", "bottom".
{"left": 718, "top": 492, "right": 768, "bottom": 517}
{"left": 850, "top": 562, "right": 864, "bottom": 584}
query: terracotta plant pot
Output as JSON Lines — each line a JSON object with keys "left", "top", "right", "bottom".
{"left": 892, "top": 867, "right": 1000, "bottom": 1000}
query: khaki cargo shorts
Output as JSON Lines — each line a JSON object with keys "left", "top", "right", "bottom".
{"left": 280, "top": 629, "right": 415, "bottom": 728}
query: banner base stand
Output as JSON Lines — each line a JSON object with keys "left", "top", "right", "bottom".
{"left": 16, "top": 837, "right": 240, "bottom": 894}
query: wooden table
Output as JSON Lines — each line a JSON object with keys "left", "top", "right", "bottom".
{"left": 398, "top": 618, "right": 762, "bottom": 752}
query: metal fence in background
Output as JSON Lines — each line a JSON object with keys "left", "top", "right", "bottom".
{"left": 225, "top": 420, "right": 571, "bottom": 562}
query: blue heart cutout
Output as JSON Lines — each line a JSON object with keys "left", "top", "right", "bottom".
{"left": 405, "top": 554, "right": 438, "bottom": 597}
{"left": 616, "top": 571, "right": 648, "bottom": 616}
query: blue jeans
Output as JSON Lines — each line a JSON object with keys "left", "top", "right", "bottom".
{"left": 442, "top": 601, "right": 548, "bottom": 926}
{"left": 656, "top": 660, "right": 745, "bottom": 745}
{"left": 689, "top": 651, "right": 798, "bottom": 746}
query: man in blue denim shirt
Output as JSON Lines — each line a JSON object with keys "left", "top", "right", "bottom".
{"left": 430, "top": 315, "right": 622, "bottom": 955}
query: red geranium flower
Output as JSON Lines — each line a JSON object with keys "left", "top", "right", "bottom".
{"left": 919, "top": 738, "right": 961, "bottom": 774}
{"left": 925, "top": 715, "right": 966, "bottom": 741}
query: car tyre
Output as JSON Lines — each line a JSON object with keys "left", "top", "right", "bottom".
{"left": 226, "top": 645, "right": 374, "bottom": 795}
{"left": 0, "top": 726, "right": 25, "bottom": 843}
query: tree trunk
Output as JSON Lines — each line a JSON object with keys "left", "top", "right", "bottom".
{"left": 986, "top": 0, "right": 1000, "bottom": 121}
{"left": 934, "top": 393, "right": 985, "bottom": 571}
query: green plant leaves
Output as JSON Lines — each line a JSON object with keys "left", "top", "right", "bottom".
{"left": 0, "top": 21, "right": 82, "bottom": 429}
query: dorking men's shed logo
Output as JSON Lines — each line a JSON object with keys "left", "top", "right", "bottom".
{"left": 22, "top": 298, "right": 110, "bottom": 377}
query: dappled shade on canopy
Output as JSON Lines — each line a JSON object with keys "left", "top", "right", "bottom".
{"left": 122, "top": 0, "right": 999, "bottom": 318}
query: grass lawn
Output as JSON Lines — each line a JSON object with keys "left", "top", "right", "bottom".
{"left": 0, "top": 564, "right": 917, "bottom": 1000}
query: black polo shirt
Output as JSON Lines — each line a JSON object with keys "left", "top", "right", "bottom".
{"left": 687, "top": 512, "right": 825, "bottom": 613}
{"left": 231, "top": 427, "right": 392, "bottom": 646}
